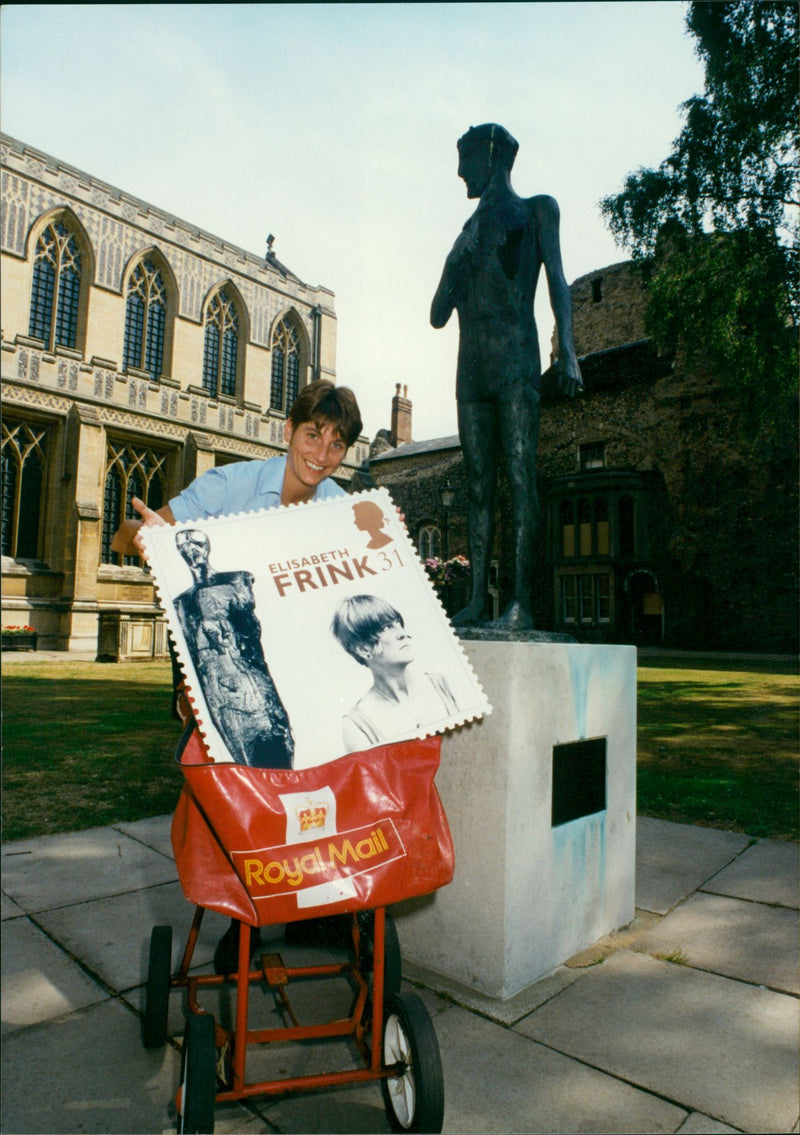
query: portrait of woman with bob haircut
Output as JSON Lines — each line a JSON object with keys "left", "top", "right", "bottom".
{"left": 331, "top": 593, "right": 459, "bottom": 753}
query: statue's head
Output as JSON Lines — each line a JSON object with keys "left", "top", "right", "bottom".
{"left": 457, "top": 124, "right": 519, "bottom": 197}
{"left": 175, "top": 528, "right": 210, "bottom": 571}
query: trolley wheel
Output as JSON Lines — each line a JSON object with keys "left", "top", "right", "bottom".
{"left": 358, "top": 910, "right": 402, "bottom": 998}
{"left": 142, "top": 925, "right": 172, "bottom": 1048}
{"left": 381, "top": 992, "right": 444, "bottom": 1133}
{"left": 177, "top": 1013, "right": 216, "bottom": 1134}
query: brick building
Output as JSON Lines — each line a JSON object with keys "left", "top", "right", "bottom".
{"left": 367, "top": 262, "right": 798, "bottom": 653}
{"left": 1, "top": 134, "right": 368, "bottom": 656}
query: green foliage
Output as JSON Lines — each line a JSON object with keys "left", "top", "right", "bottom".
{"left": 645, "top": 226, "right": 797, "bottom": 430}
{"left": 601, "top": 1, "right": 799, "bottom": 435}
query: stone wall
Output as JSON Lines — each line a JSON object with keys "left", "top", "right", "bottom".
{"left": 561, "top": 260, "right": 650, "bottom": 357}
{"left": 539, "top": 360, "right": 799, "bottom": 652}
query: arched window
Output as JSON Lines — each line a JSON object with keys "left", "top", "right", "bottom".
{"left": 202, "top": 288, "right": 239, "bottom": 398}
{"left": 1, "top": 420, "right": 48, "bottom": 559}
{"left": 28, "top": 219, "right": 81, "bottom": 351}
{"left": 270, "top": 317, "right": 301, "bottom": 413}
{"left": 102, "top": 442, "right": 168, "bottom": 566}
{"left": 418, "top": 524, "right": 442, "bottom": 561}
{"left": 123, "top": 258, "right": 167, "bottom": 379}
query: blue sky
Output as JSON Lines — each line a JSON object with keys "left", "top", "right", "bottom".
{"left": 1, "top": 3, "right": 705, "bottom": 440}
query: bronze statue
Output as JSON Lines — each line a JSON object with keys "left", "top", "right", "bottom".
{"left": 431, "top": 124, "right": 582, "bottom": 630}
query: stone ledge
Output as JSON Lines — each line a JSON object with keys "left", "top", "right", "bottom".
{"left": 457, "top": 627, "right": 576, "bottom": 643}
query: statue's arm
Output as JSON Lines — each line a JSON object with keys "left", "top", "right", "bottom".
{"left": 430, "top": 226, "right": 476, "bottom": 328}
{"left": 533, "top": 196, "right": 583, "bottom": 396}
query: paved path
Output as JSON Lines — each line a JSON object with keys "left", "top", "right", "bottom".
{"left": 2, "top": 817, "right": 797, "bottom": 1134}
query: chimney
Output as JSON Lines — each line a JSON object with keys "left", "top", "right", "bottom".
{"left": 390, "top": 383, "right": 413, "bottom": 446}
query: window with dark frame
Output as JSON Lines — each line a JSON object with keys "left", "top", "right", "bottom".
{"left": 561, "top": 575, "right": 577, "bottom": 623}
{"left": 270, "top": 317, "right": 302, "bottom": 413}
{"left": 578, "top": 497, "right": 592, "bottom": 556}
{"left": 1, "top": 420, "right": 48, "bottom": 559}
{"left": 560, "top": 572, "right": 612, "bottom": 626}
{"left": 28, "top": 220, "right": 81, "bottom": 351}
{"left": 101, "top": 443, "right": 168, "bottom": 566}
{"left": 202, "top": 288, "right": 239, "bottom": 398}
{"left": 418, "top": 524, "right": 442, "bottom": 561}
{"left": 580, "top": 441, "right": 606, "bottom": 470}
{"left": 595, "top": 496, "right": 610, "bottom": 556}
{"left": 123, "top": 258, "right": 167, "bottom": 380}
{"left": 560, "top": 500, "right": 575, "bottom": 558}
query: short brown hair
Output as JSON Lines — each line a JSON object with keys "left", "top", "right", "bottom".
{"left": 288, "top": 381, "right": 363, "bottom": 447}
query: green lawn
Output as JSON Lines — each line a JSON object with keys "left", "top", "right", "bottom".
{"left": 2, "top": 659, "right": 184, "bottom": 841}
{"left": 637, "top": 654, "right": 798, "bottom": 840}
{"left": 2, "top": 653, "right": 798, "bottom": 842}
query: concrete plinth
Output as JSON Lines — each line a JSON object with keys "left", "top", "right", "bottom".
{"left": 393, "top": 641, "right": 637, "bottom": 1000}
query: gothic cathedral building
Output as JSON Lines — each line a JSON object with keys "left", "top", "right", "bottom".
{"left": 1, "top": 134, "right": 368, "bottom": 655}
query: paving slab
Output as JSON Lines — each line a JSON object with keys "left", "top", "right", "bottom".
{"left": 403, "top": 958, "right": 584, "bottom": 1026}
{"left": 564, "top": 909, "right": 663, "bottom": 968}
{"left": 701, "top": 839, "right": 799, "bottom": 909}
{"left": 411, "top": 988, "right": 688, "bottom": 1134}
{"left": 635, "top": 891, "right": 799, "bottom": 994}
{"left": 1, "top": 890, "right": 26, "bottom": 920}
{"left": 1, "top": 917, "right": 110, "bottom": 1035}
{"left": 516, "top": 949, "right": 799, "bottom": 1133}
{"left": 34, "top": 881, "right": 232, "bottom": 992}
{"left": 0, "top": 998, "right": 180, "bottom": 1134}
{"left": 113, "top": 813, "right": 175, "bottom": 860}
{"left": 257, "top": 1082, "right": 397, "bottom": 1132}
{"left": 1, "top": 826, "right": 178, "bottom": 913}
{"left": 228, "top": 1032, "right": 378, "bottom": 1115}
{"left": 676, "top": 1114, "right": 742, "bottom": 1133}
{"left": 208, "top": 1105, "right": 278, "bottom": 1135}
{"left": 636, "top": 817, "right": 751, "bottom": 914}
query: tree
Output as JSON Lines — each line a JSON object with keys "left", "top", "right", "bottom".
{"left": 601, "top": 1, "right": 798, "bottom": 436}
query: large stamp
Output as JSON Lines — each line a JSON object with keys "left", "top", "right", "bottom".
{"left": 142, "top": 487, "right": 490, "bottom": 768}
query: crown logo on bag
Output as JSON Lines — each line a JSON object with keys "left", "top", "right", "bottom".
{"left": 297, "top": 801, "right": 328, "bottom": 832}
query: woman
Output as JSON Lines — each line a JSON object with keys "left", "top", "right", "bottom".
{"left": 111, "top": 380, "right": 362, "bottom": 552}
{"left": 111, "top": 380, "right": 363, "bottom": 974}
{"left": 331, "top": 594, "right": 459, "bottom": 752}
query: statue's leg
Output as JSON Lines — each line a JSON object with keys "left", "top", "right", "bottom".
{"left": 453, "top": 400, "right": 497, "bottom": 626}
{"left": 489, "top": 390, "right": 541, "bottom": 630}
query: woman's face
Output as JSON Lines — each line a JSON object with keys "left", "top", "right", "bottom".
{"left": 283, "top": 419, "right": 347, "bottom": 495}
{"left": 369, "top": 621, "right": 413, "bottom": 667}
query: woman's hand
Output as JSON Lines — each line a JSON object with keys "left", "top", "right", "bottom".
{"left": 110, "top": 497, "right": 174, "bottom": 558}
{"left": 130, "top": 497, "right": 169, "bottom": 555}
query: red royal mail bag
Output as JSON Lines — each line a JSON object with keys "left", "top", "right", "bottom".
{"left": 171, "top": 727, "right": 454, "bottom": 927}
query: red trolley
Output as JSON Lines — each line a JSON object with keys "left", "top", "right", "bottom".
{"left": 141, "top": 724, "right": 454, "bottom": 1134}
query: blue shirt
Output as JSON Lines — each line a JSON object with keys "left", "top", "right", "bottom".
{"left": 169, "top": 455, "right": 346, "bottom": 522}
